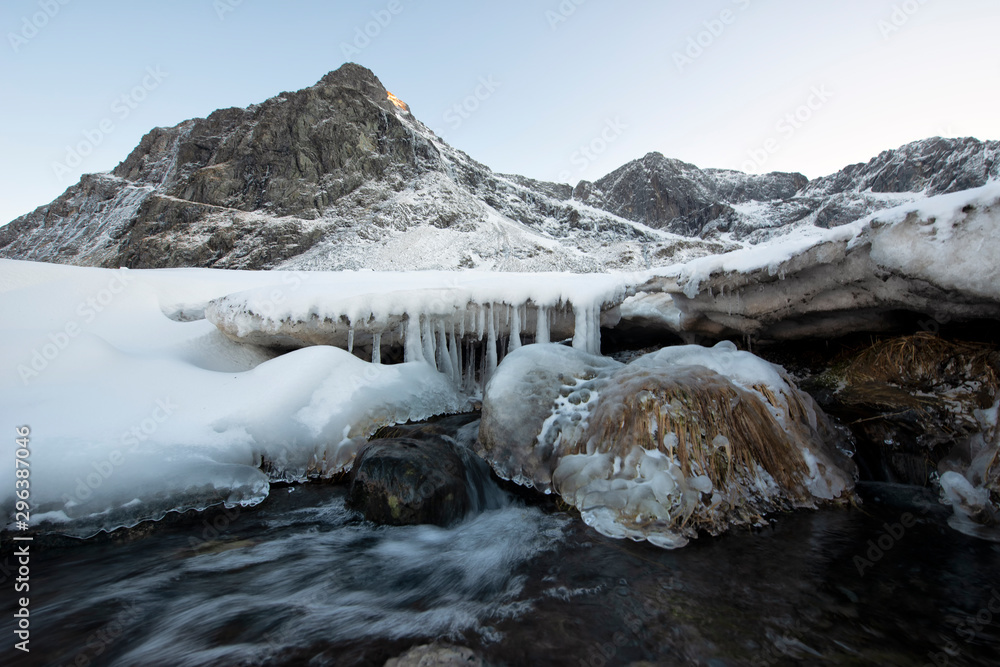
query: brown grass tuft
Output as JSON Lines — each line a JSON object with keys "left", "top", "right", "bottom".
{"left": 568, "top": 366, "right": 813, "bottom": 500}
{"left": 842, "top": 333, "right": 999, "bottom": 405}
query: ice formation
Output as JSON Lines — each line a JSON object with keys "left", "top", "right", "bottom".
{"left": 206, "top": 271, "right": 630, "bottom": 389}
{"left": 479, "top": 342, "right": 856, "bottom": 548}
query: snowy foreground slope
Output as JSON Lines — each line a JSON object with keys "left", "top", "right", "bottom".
{"left": 0, "top": 261, "right": 632, "bottom": 536}
{"left": 2, "top": 183, "right": 998, "bottom": 542}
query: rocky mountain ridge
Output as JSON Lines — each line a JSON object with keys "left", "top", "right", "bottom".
{"left": 1, "top": 63, "right": 996, "bottom": 271}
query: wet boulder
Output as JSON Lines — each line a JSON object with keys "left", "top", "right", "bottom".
{"left": 347, "top": 437, "right": 471, "bottom": 527}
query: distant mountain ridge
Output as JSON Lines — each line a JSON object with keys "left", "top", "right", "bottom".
{"left": 1, "top": 63, "right": 996, "bottom": 271}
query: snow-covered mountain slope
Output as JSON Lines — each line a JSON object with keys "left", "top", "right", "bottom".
{"left": 577, "top": 138, "right": 999, "bottom": 241}
{"left": 0, "top": 64, "right": 726, "bottom": 272}
{"left": 0, "top": 63, "right": 996, "bottom": 271}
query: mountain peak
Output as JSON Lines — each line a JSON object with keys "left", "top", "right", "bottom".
{"left": 317, "top": 62, "right": 384, "bottom": 92}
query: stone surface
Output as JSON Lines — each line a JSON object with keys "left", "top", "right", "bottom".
{"left": 818, "top": 334, "right": 999, "bottom": 486}
{"left": 347, "top": 437, "right": 471, "bottom": 527}
{"left": 384, "top": 643, "right": 483, "bottom": 667}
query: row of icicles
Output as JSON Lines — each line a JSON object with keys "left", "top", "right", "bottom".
{"left": 342, "top": 301, "right": 603, "bottom": 393}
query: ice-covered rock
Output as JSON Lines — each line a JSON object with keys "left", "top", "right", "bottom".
{"left": 477, "top": 342, "right": 856, "bottom": 548}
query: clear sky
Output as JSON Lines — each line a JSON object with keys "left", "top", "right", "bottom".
{"left": 1, "top": 0, "right": 998, "bottom": 225}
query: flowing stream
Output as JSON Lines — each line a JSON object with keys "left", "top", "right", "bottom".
{"left": 4, "top": 415, "right": 1000, "bottom": 666}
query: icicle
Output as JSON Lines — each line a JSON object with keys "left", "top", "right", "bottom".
{"left": 346, "top": 326, "right": 355, "bottom": 354}
{"left": 422, "top": 317, "right": 436, "bottom": 370}
{"left": 573, "top": 304, "right": 588, "bottom": 352}
{"left": 448, "top": 322, "right": 460, "bottom": 386}
{"left": 591, "top": 307, "right": 601, "bottom": 355}
{"left": 437, "top": 322, "right": 454, "bottom": 380}
{"left": 486, "top": 304, "right": 498, "bottom": 382}
{"left": 536, "top": 305, "right": 550, "bottom": 344}
{"left": 509, "top": 304, "right": 522, "bottom": 352}
{"left": 372, "top": 332, "right": 382, "bottom": 364}
{"left": 572, "top": 303, "right": 600, "bottom": 355}
{"left": 404, "top": 314, "right": 424, "bottom": 363}
{"left": 476, "top": 304, "right": 485, "bottom": 340}
{"left": 464, "top": 339, "right": 475, "bottom": 392}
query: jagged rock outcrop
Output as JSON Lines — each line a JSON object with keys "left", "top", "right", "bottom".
{"left": 573, "top": 152, "right": 807, "bottom": 236}
{"left": 573, "top": 138, "right": 999, "bottom": 240}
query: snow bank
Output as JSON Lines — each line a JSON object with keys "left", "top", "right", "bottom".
{"left": 635, "top": 181, "right": 1000, "bottom": 340}
{"left": 0, "top": 261, "right": 468, "bottom": 536}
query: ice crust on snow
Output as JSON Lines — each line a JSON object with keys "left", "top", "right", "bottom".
{"left": 628, "top": 181, "right": 1000, "bottom": 340}
{"left": 660, "top": 181, "right": 1000, "bottom": 300}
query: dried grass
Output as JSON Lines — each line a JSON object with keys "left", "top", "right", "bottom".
{"left": 570, "top": 365, "right": 813, "bottom": 499}
{"left": 842, "top": 333, "right": 999, "bottom": 404}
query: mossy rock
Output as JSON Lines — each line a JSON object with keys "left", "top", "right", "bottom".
{"left": 347, "top": 437, "right": 470, "bottom": 527}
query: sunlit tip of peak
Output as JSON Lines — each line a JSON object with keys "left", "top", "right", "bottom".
{"left": 386, "top": 91, "right": 409, "bottom": 113}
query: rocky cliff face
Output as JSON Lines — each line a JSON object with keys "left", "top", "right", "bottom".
{"left": 572, "top": 152, "right": 808, "bottom": 236}
{"left": 1, "top": 63, "right": 997, "bottom": 271}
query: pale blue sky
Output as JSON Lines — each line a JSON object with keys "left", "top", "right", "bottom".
{"left": 2, "top": 0, "right": 998, "bottom": 225}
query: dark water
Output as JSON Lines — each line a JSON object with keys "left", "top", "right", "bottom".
{"left": 4, "top": 419, "right": 1000, "bottom": 666}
